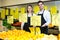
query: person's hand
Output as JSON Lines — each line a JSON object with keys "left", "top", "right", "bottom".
{"left": 41, "top": 24, "right": 46, "bottom": 27}
{"left": 33, "top": 26, "right": 36, "bottom": 28}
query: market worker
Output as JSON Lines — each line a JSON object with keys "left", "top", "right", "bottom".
{"left": 21, "top": 5, "right": 36, "bottom": 32}
{"left": 37, "top": 1, "right": 51, "bottom": 34}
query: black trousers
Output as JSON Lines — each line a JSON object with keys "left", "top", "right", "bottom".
{"left": 23, "top": 23, "right": 31, "bottom": 32}
{"left": 40, "top": 26, "right": 48, "bottom": 34}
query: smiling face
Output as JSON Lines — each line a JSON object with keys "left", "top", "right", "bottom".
{"left": 27, "top": 5, "right": 33, "bottom": 13}
{"left": 38, "top": 2, "right": 44, "bottom": 10}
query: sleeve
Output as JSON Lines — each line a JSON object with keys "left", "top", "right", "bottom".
{"left": 21, "top": 22, "right": 25, "bottom": 30}
{"left": 44, "top": 11, "right": 51, "bottom": 26}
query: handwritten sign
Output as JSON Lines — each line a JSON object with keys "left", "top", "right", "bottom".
{"left": 7, "top": 16, "right": 13, "bottom": 24}
{"left": 31, "top": 16, "right": 41, "bottom": 26}
{"left": 19, "top": 13, "right": 27, "bottom": 22}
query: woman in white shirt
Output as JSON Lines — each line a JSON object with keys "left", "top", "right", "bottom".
{"left": 21, "top": 5, "right": 35, "bottom": 32}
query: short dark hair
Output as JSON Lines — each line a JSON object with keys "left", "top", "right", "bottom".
{"left": 38, "top": 1, "right": 44, "bottom": 4}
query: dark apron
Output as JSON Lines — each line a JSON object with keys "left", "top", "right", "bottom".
{"left": 23, "top": 14, "right": 33, "bottom": 32}
{"left": 38, "top": 10, "right": 48, "bottom": 34}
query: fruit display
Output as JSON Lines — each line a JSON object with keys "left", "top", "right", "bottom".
{"left": 58, "top": 34, "right": 60, "bottom": 40}
{"left": 29, "top": 27, "right": 41, "bottom": 35}
{"left": 48, "top": 23, "right": 54, "bottom": 28}
{"left": 0, "top": 29, "right": 58, "bottom": 40}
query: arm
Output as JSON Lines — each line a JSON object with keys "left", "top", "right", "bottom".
{"left": 42, "top": 11, "right": 51, "bottom": 27}
{"left": 21, "top": 22, "right": 25, "bottom": 30}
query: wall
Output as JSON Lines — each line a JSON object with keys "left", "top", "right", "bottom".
{"left": 0, "top": 0, "right": 2, "bottom": 7}
{"left": 1, "top": 0, "right": 39, "bottom": 6}
{"left": 45, "top": 1, "right": 60, "bottom": 14}
{"left": 45, "top": 1, "right": 55, "bottom": 10}
{"left": 55, "top": 1, "right": 60, "bottom": 14}
{"left": 0, "top": 1, "right": 60, "bottom": 19}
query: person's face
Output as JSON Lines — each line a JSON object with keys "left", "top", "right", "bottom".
{"left": 38, "top": 2, "right": 44, "bottom": 10}
{"left": 27, "top": 6, "right": 33, "bottom": 13}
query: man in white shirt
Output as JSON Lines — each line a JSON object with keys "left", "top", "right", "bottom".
{"left": 37, "top": 1, "right": 51, "bottom": 34}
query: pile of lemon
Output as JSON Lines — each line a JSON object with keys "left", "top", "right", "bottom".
{"left": 29, "top": 27, "right": 41, "bottom": 35}
{"left": 0, "top": 29, "right": 35, "bottom": 40}
{"left": 0, "top": 29, "right": 58, "bottom": 40}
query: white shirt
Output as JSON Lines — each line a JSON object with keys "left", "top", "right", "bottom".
{"left": 28, "top": 13, "right": 36, "bottom": 17}
{"left": 28, "top": 13, "right": 33, "bottom": 17}
{"left": 37, "top": 10, "right": 51, "bottom": 26}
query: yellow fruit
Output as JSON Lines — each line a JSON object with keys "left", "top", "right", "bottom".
{"left": 0, "top": 29, "right": 58, "bottom": 40}
{"left": 58, "top": 34, "right": 60, "bottom": 40}
{"left": 48, "top": 23, "right": 54, "bottom": 28}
